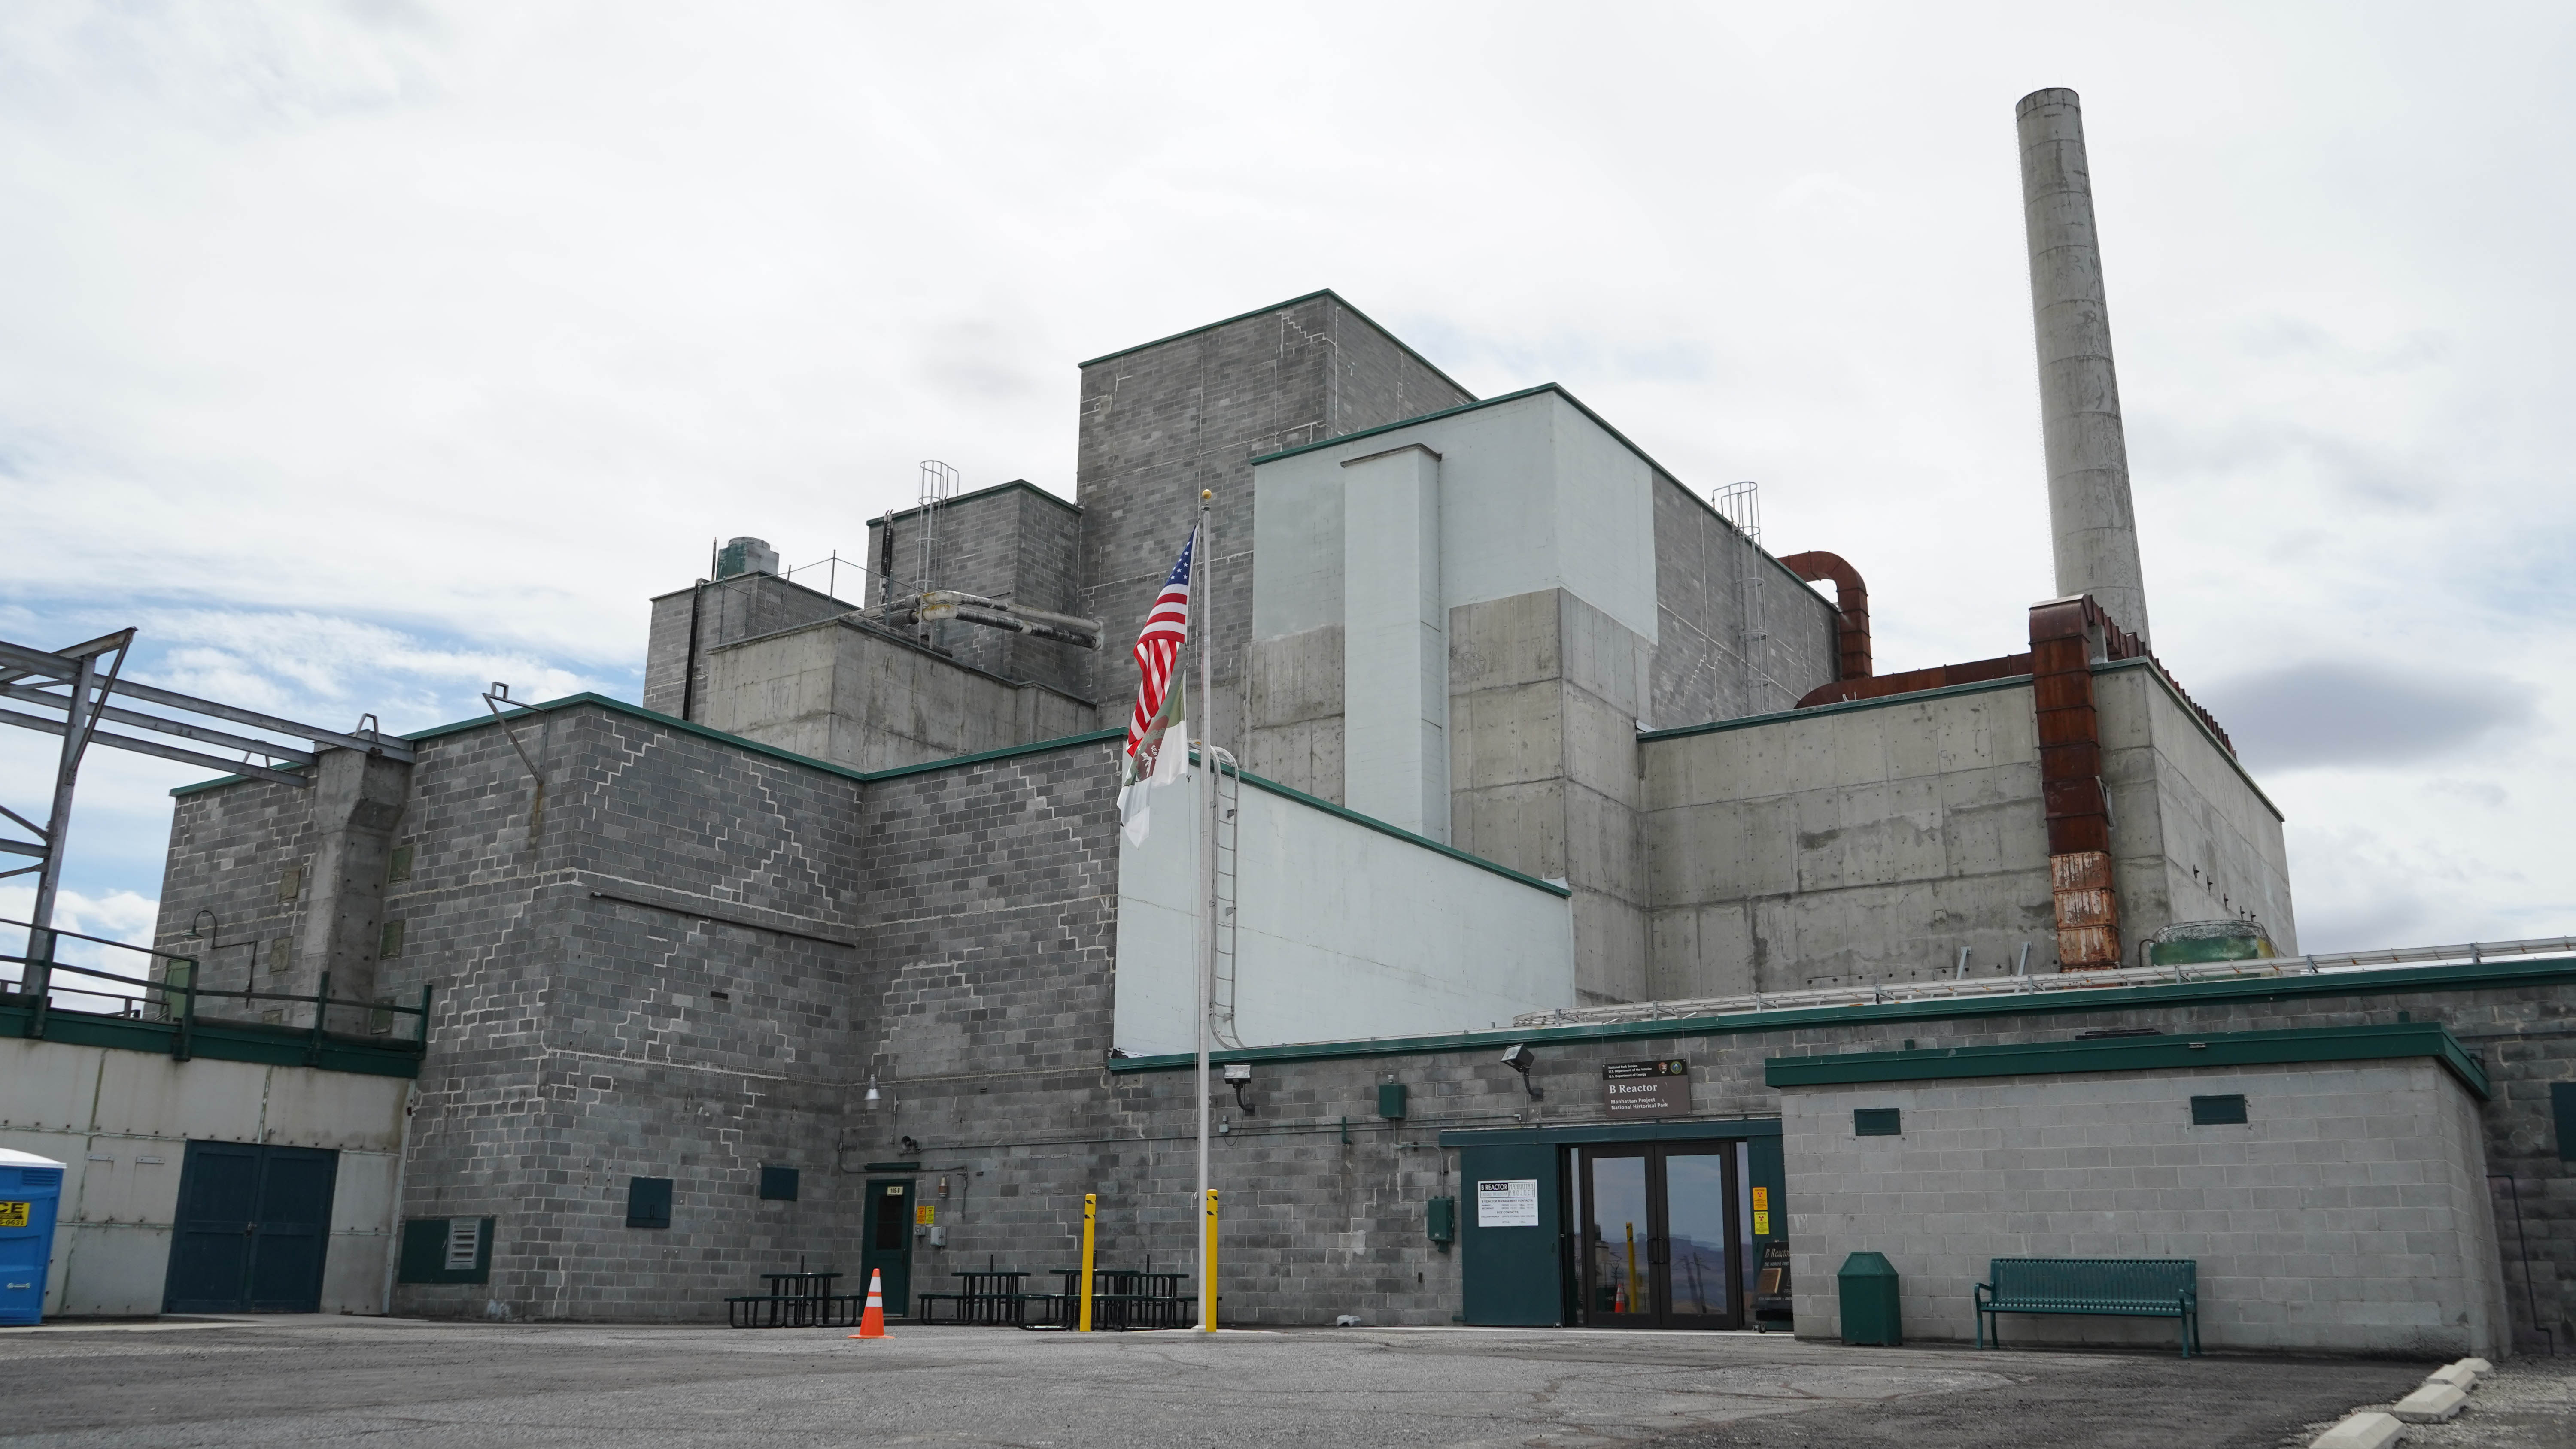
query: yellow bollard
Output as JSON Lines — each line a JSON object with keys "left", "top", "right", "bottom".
{"left": 1202, "top": 1188, "right": 1218, "bottom": 1332}
{"left": 1079, "top": 1192, "right": 1097, "bottom": 1332}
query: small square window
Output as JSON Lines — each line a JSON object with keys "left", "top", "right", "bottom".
{"left": 759, "top": 1165, "right": 799, "bottom": 1202}
{"left": 2551, "top": 1083, "right": 2576, "bottom": 1161}
{"left": 387, "top": 844, "right": 415, "bottom": 884}
{"left": 378, "top": 919, "right": 405, "bottom": 960}
{"left": 1854, "top": 1108, "right": 1902, "bottom": 1137}
{"left": 2190, "top": 1094, "right": 2248, "bottom": 1125}
{"left": 627, "top": 1176, "right": 674, "bottom": 1229}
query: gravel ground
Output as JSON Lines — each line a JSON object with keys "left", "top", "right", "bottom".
{"left": 2275, "top": 1357, "right": 2576, "bottom": 1449}
{"left": 0, "top": 1316, "right": 2439, "bottom": 1449}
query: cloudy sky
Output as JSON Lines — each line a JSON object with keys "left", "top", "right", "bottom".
{"left": 4, "top": 1, "right": 2570, "bottom": 964}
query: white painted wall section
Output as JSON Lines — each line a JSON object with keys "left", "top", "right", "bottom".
{"left": 0, "top": 1036, "right": 410, "bottom": 1316}
{"left": 1341, "top": 444, "right": 1448, "bottom": 840}
{"left": 1115, "top": 768, "right": 1574, "bottom": 1055}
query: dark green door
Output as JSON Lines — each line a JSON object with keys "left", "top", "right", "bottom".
{"left": 164, "top": 1141, "right": 339, "bottom": 1313}
{"left": 860, "top": 1178, "right": 915, "bottom": 1315}
{"left": 1458, "top": 1145, "right": 1564, "bottom": 1325}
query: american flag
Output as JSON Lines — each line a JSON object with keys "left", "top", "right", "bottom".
{"left": 1122, "top": 525, "right": 1196, "bottom": 779}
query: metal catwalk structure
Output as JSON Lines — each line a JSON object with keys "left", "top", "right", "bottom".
{"left": 0, "top": 630, "right": 411, "bottom": 1002}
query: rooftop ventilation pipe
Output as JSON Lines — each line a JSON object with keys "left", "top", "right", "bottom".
{"left": 1778, "top": 551, "right": 1871, "bottom": 681}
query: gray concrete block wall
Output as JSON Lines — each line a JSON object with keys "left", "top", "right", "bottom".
{"left": 639, "top": 573, "right": 856, "bottom": 725}
{"left": 1076, "top": 294, "right": 1473, "bottom": 759}
{"left": 153, "top": 777, "right": 322, "bottom": 1017}
{"left": 349, "top": 704, "right": 874, "bottom": 1322}
{"left": 1778, "top": 1061, "right": 2510, "bottom": 1356}
{"left": 1641, "top": 681, "right": 2058, "bottom": 996}
{"left": 866, "top": 482, "right": 1090, "bottom": 697}
{"left": 145, "top": 700, "right": 2571, "bottom": 1343}
{"left": 1035, "top": 978, "right": 2567, "bottom": 1338}
{"left": 1649, "top": 475, "right": 1840, "bottom": 728}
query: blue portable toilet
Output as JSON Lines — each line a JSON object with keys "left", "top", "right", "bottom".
{"left": 0, "top": 1147, "right": 67, "bottom": 1325}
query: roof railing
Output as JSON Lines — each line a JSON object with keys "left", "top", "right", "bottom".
{"left": 0, "top": 915, "right": 432, "bottom": 1062}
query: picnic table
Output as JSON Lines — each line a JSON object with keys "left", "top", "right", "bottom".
{"left": 920, "top": 1268, "right": 1035, "bottom": 1325}
{"left": 726, "top": 1270, "right": 862, "bottom": 1328}
{"left": 1040, "top": 1267, "right": 1193, "bottom": 1330}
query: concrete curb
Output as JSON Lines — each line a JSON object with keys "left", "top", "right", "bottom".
{"left": 2391, "top": 1382, "right": 2468, "bottom": 1423}
{"left": 2308, "top": 1412, "right": 2402, "bottom": 1449}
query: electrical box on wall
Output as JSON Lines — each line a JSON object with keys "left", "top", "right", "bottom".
{"left": 1426, "top": 1195, "right": 1455, "bottom": 1247}
{"left": 1378, "top": 1082, "right": 1408, "bottom": 1120}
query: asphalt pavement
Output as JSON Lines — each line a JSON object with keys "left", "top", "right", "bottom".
{"left": 0, "top": 1316, "right": 2438, "bottom": 1448}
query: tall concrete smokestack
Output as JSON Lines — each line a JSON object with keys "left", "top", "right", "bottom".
{"left": 2017, "top": 87, "right": 2151, "bottom": 644}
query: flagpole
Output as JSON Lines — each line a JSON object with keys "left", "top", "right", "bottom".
{"left": 1194, "top": 488, "right": 1215, "bottom": 1334}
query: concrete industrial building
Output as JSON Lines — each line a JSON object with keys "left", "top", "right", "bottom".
{"left": 3, "top": 91, "right": 2566, "bottom": 1359}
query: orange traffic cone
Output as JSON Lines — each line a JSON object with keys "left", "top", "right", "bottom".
{"left": 848, "top": 1268, "right": 887, "bottom": 1340}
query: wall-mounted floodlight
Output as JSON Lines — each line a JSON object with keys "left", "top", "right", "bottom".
{"left": 863, "top": 1077, "right": 883, "bottom": 1113}
{"left": 1221, "top": 1061, "right": 1255, "bottom": 1115}
{"left": 1501, "top": 1043, "right": 1541, "bottom": 1099}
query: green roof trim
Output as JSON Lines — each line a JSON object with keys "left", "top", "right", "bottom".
{"left": 1077, "top": 288, "right": 1477, "bottom": 402}
{"left": 171, "top": 693, "right": 1125, "bottom": 797}
{"left": 1765, "top": 1021, "right": 2490, "bottom": 1100}
{"left": 2, "top": 1001, "right": 425, "bottom": 1079}
{"left": 861, "top": 728, "right": 1124, "bottom": 782}
{"left": 1227, "top": 762, "right": 1571, "bottom": 899}
{"left": 1638, "top": 673, "right": 2035, "bottom": 744}
{"left": 872, "top": 477, "right": 1079, "bottom": 525}
{"left": 1104, "top": 954, "right": 2576, "bottom": 1075}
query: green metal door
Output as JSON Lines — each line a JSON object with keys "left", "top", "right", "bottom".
{"left": 860, "top": 1178, "right": 916, "bottom": 1315}
{"left": 1458, "top": 1144, "right": 1564, "bottom": 1325}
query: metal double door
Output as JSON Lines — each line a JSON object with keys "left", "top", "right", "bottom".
{"left": 163, "top": 1141, "right": 339, "bottom": 1313}
{"left": 1575, "top": 1141, "right": 1742, "bottom": 1328}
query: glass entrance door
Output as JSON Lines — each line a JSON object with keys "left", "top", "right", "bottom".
{"left": 1574, "top": 1142, "right": 1742, "bottom": 1329}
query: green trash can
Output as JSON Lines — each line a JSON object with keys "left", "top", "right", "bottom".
{"left": 1837, "top": 1251, "right": 1901, "bottom": 1346}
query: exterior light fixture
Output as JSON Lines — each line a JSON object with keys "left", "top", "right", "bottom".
{"left": 1501, "top": 1043, "right": 1541, "bottom": 1099}
{"left": 863, "top": 1077, "right": 883, "bottom": 1113}
{"left": 1221, "top": 1061, "right": 1255, "bottom": 1116}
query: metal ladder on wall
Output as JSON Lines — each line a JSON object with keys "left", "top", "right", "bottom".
{"left": 1716, "top": 480, "right": 1773, "bottom": 710}
{"left": 1207, "top": 748, "right": 1244, "bottom": 1049}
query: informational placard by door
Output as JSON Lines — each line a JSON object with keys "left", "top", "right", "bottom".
{"left": 1476, "top": 1178, "right": 1540, "bottom": 1227}
{"left": 1601, "top": 1058, "right": 1690, "bottom": 1117}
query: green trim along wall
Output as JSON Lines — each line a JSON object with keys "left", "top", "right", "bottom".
{"left": 0, "top": 1000, "right": 426, "bottom": 1079}
{"left": 1763, "top": 1022, "right": 2490, "bottom": 1101}
{"left": 1224, "top": 761, "right": 1570, "bottom": 899}
{"left": 1107, "top": 955, "right": 2574, "bottom": 1075}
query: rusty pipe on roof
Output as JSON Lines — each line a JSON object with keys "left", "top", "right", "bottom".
{"left": 1778, "top": 551, "right": 1871, "bottom": 681}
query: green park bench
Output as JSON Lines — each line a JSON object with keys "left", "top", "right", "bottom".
{"left": 1975, "top": 1258, "right": 2200, "bottom": 1357}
